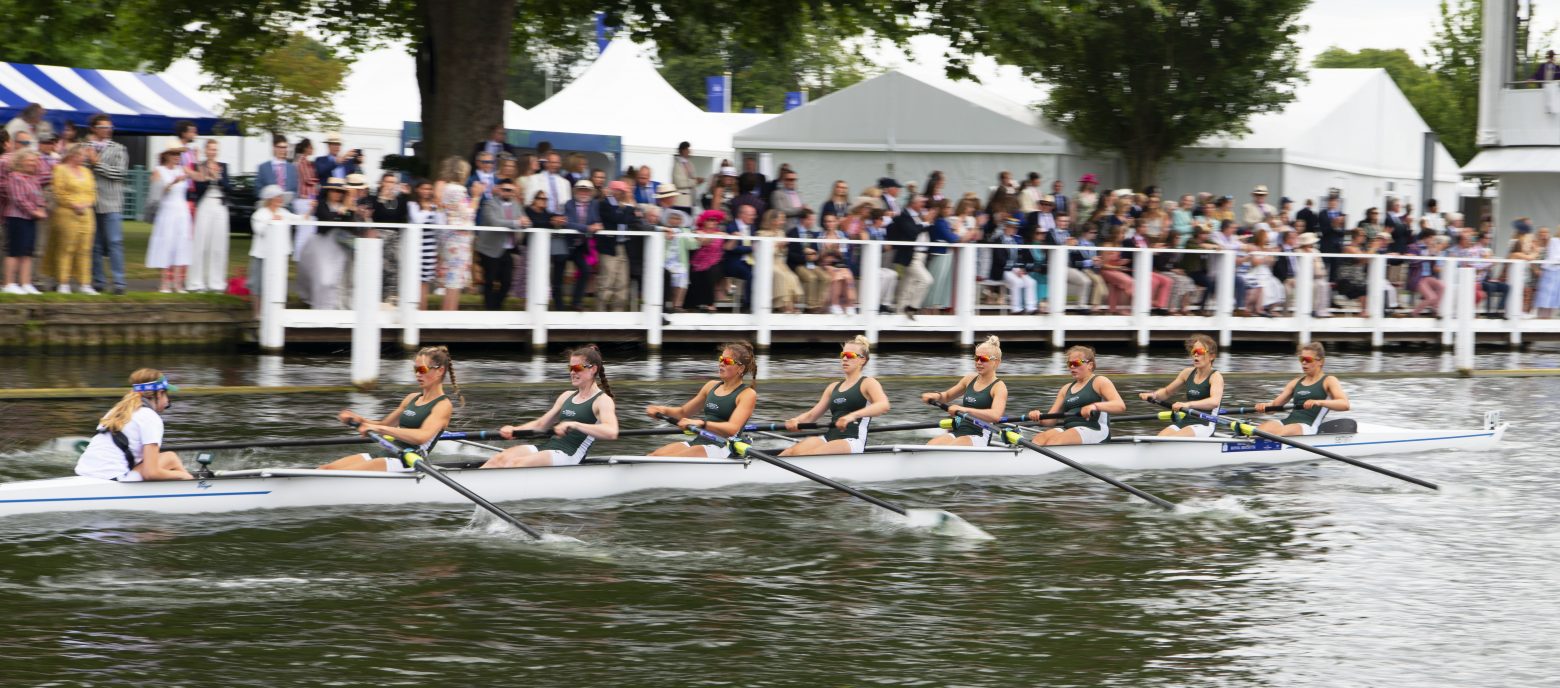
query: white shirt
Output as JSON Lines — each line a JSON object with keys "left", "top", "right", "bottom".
{"left": 76, "top": 406, "right": 164, "bottom": 481}
{"left": 250, "top": 206, "right": 299, "bottom": 258}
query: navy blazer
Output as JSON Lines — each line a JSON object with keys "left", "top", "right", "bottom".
{"left": 561, "top": 199, "right": 599, "bottom": 251}
{"left": 193, "top": 161, "right": 232, "bottom": 200}
{"left": 255, "top": 158, "right": 298, "bottom": 194}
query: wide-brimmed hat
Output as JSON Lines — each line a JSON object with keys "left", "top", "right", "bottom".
{"left": 696, "top": 209, "right": 728, "bottom": 226}
{"left": 344, "top": 173, "right": 369, "bottom": 189}
{"left": 655, "top": 187, "right": 680, "bottom": 200}
{"left": 1297, "top": 233, "right": 1320, "bottom": 247}
{"left": 324, "top": 133, "right": 343, "bottom": 145}
{"left": 320, "top": 176, "right": 347, "bottom": 192}
{"left": 1252, "top": 184, "right": 1269, "bottom": 195}
{"left": 1039, "top": 195, "right": 1055, "bottom": 205}
{"left": 1078, "top": 173, "right": 1099, "bottom": 184}
{"left": 258, "top": 184, "right": 294, "bottom": 204}
{"left": 719, "top": 166, "right": 738, "bottom": 177}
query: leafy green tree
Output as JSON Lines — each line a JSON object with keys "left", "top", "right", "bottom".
{"left": 922, "top": 0, "right": 1309, "bottom": 188}
{"left": 1428, "top": 0, "right": 1481, "bottom": 161}
{"left": 205, "top": 34, "right": 348, "bottom": 136}
{"left": 0, "top": 0, "right": 143, "bottom": 69}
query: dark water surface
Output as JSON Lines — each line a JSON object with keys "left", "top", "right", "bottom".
{"left": 1, "top": 349, "right": 1557, "bottom": 686}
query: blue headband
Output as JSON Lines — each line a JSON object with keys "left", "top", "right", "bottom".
{"left": 132, "top": 376, "right": 177, "bottom": 393}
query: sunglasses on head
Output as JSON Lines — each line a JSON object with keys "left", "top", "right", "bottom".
{"left": 975, "top": 354, "right": 995, "bottom": 364}
{"left": 719, "top": 356, "right": 739, "bottom": 366}
{"left": 840, "top": 351, "right": 864, "bottom": 360}
{"left": 1067, "top": 358, "right": 1092, "bottom": 368}
{"left": 568, "top": 363, "right": 595, "bottom": 373}
{"left": 413, "top": 364, "right": 441, "bottom": 375}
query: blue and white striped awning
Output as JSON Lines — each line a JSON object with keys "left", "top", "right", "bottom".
{"left": 0, "top": 62, "right": 226, "bottom": 135}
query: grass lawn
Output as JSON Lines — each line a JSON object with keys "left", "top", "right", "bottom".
{"left": 121, "top": 220, "right": 253, "bottom": 283}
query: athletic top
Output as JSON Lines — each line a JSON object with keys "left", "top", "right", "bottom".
{"left": 1173, "top": 369, "right": 1216, "bottom": 428}
{"left": 540, "top": 390, "right": 603, "bottom": 457}
{"left": 692, "top": 382, "right": 748, "bottom": 448}
{"left": 77, "top": 406, "right": 163, "bottom": 480}
{"left": 397, "top": 393, "right": 449, "bottom": 452}
{"left": 1282, "top": 375, "right": 1332, "bottom": 427}
{"left": 953, "top": 377, "right": 1000, "bottom": 437}
{"left": 824, "top": 377, "right": 871, "bottom": 442}
{"left": 1061, "top": 376, "right": 1104, "bottom": 431}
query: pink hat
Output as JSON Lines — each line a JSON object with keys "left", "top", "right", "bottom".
{"left": 608, "top": 180, "right": 631, "bottom": 193}
{"left": 696, "top": 209, "right": 728, "bottom": 227}
{"left": 1079, "top": 173, "right": 1099, "bottom": 184}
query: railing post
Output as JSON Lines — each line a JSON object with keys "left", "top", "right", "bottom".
{"left": 350, "top": 237, "right": 384, "bottom": 389}
{"left": 398, "top": 225, "right": 421, "bottom": 351}
{"left": 1294, "top": 252, "right": 1314, "bottom": 345}
{"left": 1215, "top": 251, "right": 1235, "bottom": 349}
{"left": 642, "top": 231, "right": 665, "bottom": 350}
{"left": 526, "top": 229, "right": 551, "bottom": 353}
{"left": 752, "top": 236, "right": 775, "bottom": 350}
{"left": 259, "top": 218, "right": 290, "bottom": 352}
{"left": 956, "top": 244, "right": 977, "bottom": 348}
{"left": 1455, "top": 266, "right": 1476, "bottom": 372}
{"left": 1506, "top": 260, "right": 1526, "bottom": 346}
{"left": 859, "top": 240, "right": 882, "bottom": 345}
{"left": 1047, "top": 245, "right": 1068, "bottom": 348}
{"left": 1367, "top": 254, "right": 1387, "bottom": 348}
{"left": 1439, "top": 259, "right": 1458, "bottom": 347}
{"left": 1132, "top": 249, "right": 1151, "bottom": 348}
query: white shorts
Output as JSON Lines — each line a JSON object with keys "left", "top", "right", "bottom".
{"left": 514, "top": 444, "right": 586, "bottom": 467}
{"left": 828, "top": 417, "right": 870, "bottom": 454}
{"left": 679, "top": 441, "right": 731, "bottom": 459}
{"left": 1285, "top": 407, "right": 1329, "bottom": 436}
{"left": 951, "top": 430, "right": 990, "bottom": 448}
{"left": 1044, "top": 417, "right": 1111, "bottom": 445}
{"left": 344, "top": 453, "right": 418, "bottom": 473}
{"left": 1183, "top": 422, "right": 1216, "bottom": 438}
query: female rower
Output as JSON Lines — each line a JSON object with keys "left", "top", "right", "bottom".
{"left": 1253, "top": 342, "right": 1350, "bottom": 436}
{"left": 320, "top": 346, "right": 460, "bottom": 471}
{"left": 779, "top": 335, "right": 891, "bottom": 456}
{"left": 75, "top": 369, "right": 193, "bottom": 482}
{"left": 1026, "top": 345, "right": 1126, "bottom": 446}
{"left": 920, "top": 335, "right": 1008, "bottom": 446}
{"left": 482, "top": 345, "right": 619, "bottom": 468}
{"left": 1138, "top": 334, "right": 1225, "bottom": 437}
{"left": 645, "top": 341, "right": 759, "bottom": 458}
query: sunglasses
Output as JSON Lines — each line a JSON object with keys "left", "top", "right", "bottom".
{"left": 1067, "top": 359, "right": 1092, "bottom": 368}
{"left": 568, "top": 363, "right": 595, "bottom": 373}
{"left": 840, "top": 351, "right": 864, "bottom": 360}
{"left": 975, "top": 354, "right": 995, "bottom": 364}
{"left": 413, "top": 364, "right": 442, "bottom": 375}
{"left": 1299, "top": 356, "right": 1318, "bottom": 364}
{"left": 719, "top": 356, "right": 739, "bottom": 366}
{"left": 1191, "top": 347, "right": 1208, "bottom": 356}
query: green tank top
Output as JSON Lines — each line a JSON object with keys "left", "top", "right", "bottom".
{"left": 1061, "top": 376, "right": 1104, "bottom": 431}
{"left": 1173, "top": 369, "right": 1216, "bottom": 428}
{"left": 398, "top": 393, "right": 448, "bottom": 451}
{"left": 692, "top": 382, "right": 748, "bottom": 447}
{"left": 953, "top": 377, "right": 1000, "bottom": 437}
{"left": 824, "top": 377, "right": 871, "bottom": 441}
{"left": 540, "top": 390, "right": 603, "bottom": 457}
{"left": 1282, "top": 375, "right": 1332, "bottom": 427}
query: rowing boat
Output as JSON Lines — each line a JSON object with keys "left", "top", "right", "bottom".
{"left": 0, "top": 413, "right": 1508, "bottom": 517}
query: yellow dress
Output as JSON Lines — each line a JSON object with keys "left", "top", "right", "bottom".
{"left": 48, "top": 165, "right": 97, "bottom": 287}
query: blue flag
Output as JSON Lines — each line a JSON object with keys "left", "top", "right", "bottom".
{"left": 706, "top": 75, "right": 731, "bottom": 113}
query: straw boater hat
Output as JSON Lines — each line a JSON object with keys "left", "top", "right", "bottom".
{"left": 344, "top": 173, "right": 369, "bottom": 190}
{"left": 320, "top": 176, "right": 347, "bottom": 192}
{"left": 1297, "top": 233, "right": 1319, "bottom": 247}
{"left": 655, "top": 187, "right": 680, "bottom": 200}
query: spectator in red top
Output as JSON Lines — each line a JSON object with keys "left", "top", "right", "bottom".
{"left": 3, "top": 149, "right": 47, "bottom": 294}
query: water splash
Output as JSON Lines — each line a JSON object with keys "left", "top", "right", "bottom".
{"left": 897, "top": 508, "right": 996, "bottom": 540}
{"left": 1171, "top": 494, "right": 1259, "bottom": 518}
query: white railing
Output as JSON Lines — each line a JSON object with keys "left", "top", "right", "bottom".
{"left": 256, "top": 220, "right": 1560, "bottom": 385}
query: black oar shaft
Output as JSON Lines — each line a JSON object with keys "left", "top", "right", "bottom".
{"left": 350, "top": 422, "right": 545, "bottom": 538}
{"left": 929, "top": 400, "right": 1176, "bottom": 511}
{"left": 739, "top": 444, "right": 909, "bottom": 516}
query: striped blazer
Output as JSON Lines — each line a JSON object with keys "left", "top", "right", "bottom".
{"left": 89, "top": 140, "right": 128, "bottom": 215}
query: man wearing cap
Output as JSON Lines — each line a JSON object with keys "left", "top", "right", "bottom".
{"left": 595, "top": 180, "right": 639, "bottom": 311}
{"left": 671, "top": 142, "right": 702, "bottom": 215}
{"left": 555, "top": 179, "right": 600, "bottom": 310}
{"left": 1241, "top": 185, "right": 1275, "bottom": 227}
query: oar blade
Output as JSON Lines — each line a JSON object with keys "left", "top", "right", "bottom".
{"left": 902, "top": 508, "right": 995, "bottom": 540}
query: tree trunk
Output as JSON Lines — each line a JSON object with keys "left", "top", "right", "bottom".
{"left": 417, "top": 0, "right": 516, "bottom": 171}
{"left": 1125, "top": 146, "right": 1162, "bottom": 192}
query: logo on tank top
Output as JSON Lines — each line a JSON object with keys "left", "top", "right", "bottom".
{"left": 964, "top": 395, "right": 978, "bottom": 404}
{"left": 1189, "top": 389, "right": 1204, "bottom": 399}
{"left": 706, "top": 401, "right": 719, "bottom": 411}
{"left": 1066, "top": 394, "right": 1081, "bottom": 405}
{"left": 403, "top": 409, "right": 416, "bottom": 417}
{"left": 834, "top": 397, "right": 847, "bottom": 405}
{"left": 562, "top": 409, "right": 577, "bottom": 418}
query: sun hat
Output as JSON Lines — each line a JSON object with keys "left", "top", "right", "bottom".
{"left": 573, "top": 179, "right": 595, "bottom": 190}
{"left": 1253, "top": 184, "right": 1269, "bottom": 195}
{"left": 1297, "top": 233, "right": 1320, "bottom": 247}
{"left": 258, "top": 184, "right": 294, "bottom": 204}
{"left": 344, "top": 173, "right": 369, "bottom": 190}
{"left": 696, "top": 209, "right": 728, "bottom": 226}
{"left": 655, "top": 187, "right": 680, "bottom": 199}
{"left": 1078, "top": 173, "right": 1099, "bottom": 184}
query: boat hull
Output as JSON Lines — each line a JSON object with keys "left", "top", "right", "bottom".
{"left": 0, "top": 422, "right": 1508, "bottom": 517}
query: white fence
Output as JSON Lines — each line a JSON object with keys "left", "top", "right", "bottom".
{"left": 256, "top": 221, "right": 1559, "bottom": 386}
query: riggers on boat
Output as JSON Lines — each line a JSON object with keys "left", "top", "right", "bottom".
{"left": 0, "top": 413, "right": 1507, "bottom": 518}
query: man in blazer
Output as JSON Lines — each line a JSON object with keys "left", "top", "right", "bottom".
{"left": 554, "top": 179, "right": 601, "bottom": 310}
{"left": 256, "top": 135, "right": 299, "bottom": 194}
{"left": 477, "top": 178, "right": 527, "bottom": 311}
{"left": 472, "top": 124, "right": 515, "bottom": 163}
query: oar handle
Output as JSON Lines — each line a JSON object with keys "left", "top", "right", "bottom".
{"left": 746, "top": 422, "right": 823, "bottom": 432}
{"left": 345, "top": 420, "right": 545, "bottom": 538}
{"left": 1143, "top": 400, "right": 1439, "bottom": 491}
{"left": 655, "top": 414, "right": 732, "bottom": 446}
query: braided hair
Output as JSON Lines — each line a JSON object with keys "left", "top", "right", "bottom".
{"left": 566, "top": 343, "right": 613, "bottom": 398}
{"left": 416, "top": 345, "right": 464, "bottom": 406}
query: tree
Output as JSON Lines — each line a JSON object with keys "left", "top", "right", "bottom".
{"left": 0, "top": 0, "right": 143, "bottom": 69}
{"left": 205, "top": 34, "right": 348, "bottom": 136}
{"left": 656, "top": 10, "right": 876, "bottom": 113}
{"left": 1312, "top": 48, "right": 1474, "bottom": 164}
{"left": 505, "top": 22, "right": 598, "bottom": 108}
{"left": 923, "top": 0, "right": 1309, "bottom": 188}
{"left": 1428, "top": 0, "right": 1481, "bottom": 160}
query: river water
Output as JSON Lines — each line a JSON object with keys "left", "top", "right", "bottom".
{"left": 1, "top": 348, "right": 1557, "bottom": 686}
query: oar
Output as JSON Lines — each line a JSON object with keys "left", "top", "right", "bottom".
{"left": 928, "top": 400, "right": 1176, "bottom": 510}
{"left": 1141, "top": 399, "right": 1439, "bottom": 491}
{"left": 345, "top": 421, "right": 546, "bottom": 538}
{"left": 654, "top": 414, "right": 984, "bottom": 534}
{"left": 167, "top": 428, "right": 533, "bottom": 451}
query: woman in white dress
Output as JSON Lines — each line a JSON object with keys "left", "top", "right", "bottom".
{"left": 1242, "top": 228, "right": 1286, "bottom": 317}
{"left": 145, "top": 148, "right": 192, "bottom": 293}
{"left": 187, "top": 139, "right": 230, "bottom": 293}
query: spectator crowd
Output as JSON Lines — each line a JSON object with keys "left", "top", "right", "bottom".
{"left": 5, "top": 102, "right": 1560, "bottom": 322}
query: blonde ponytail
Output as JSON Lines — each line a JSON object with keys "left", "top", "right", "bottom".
{"left": 101, "top": 368, "right": 164, "bottom": 431}
{"left": 844, "top": 334, "right": 871, "bottom": 359}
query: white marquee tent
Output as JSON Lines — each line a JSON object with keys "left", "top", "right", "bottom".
{"left": 1158, "top": 69, "right": 1460, "bottom": 212}
{"left": 509, "top": 38, "right": 773, "bottom": 181}
{"left": 733, "top": 69, "right": 1108, "bottom": 203}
